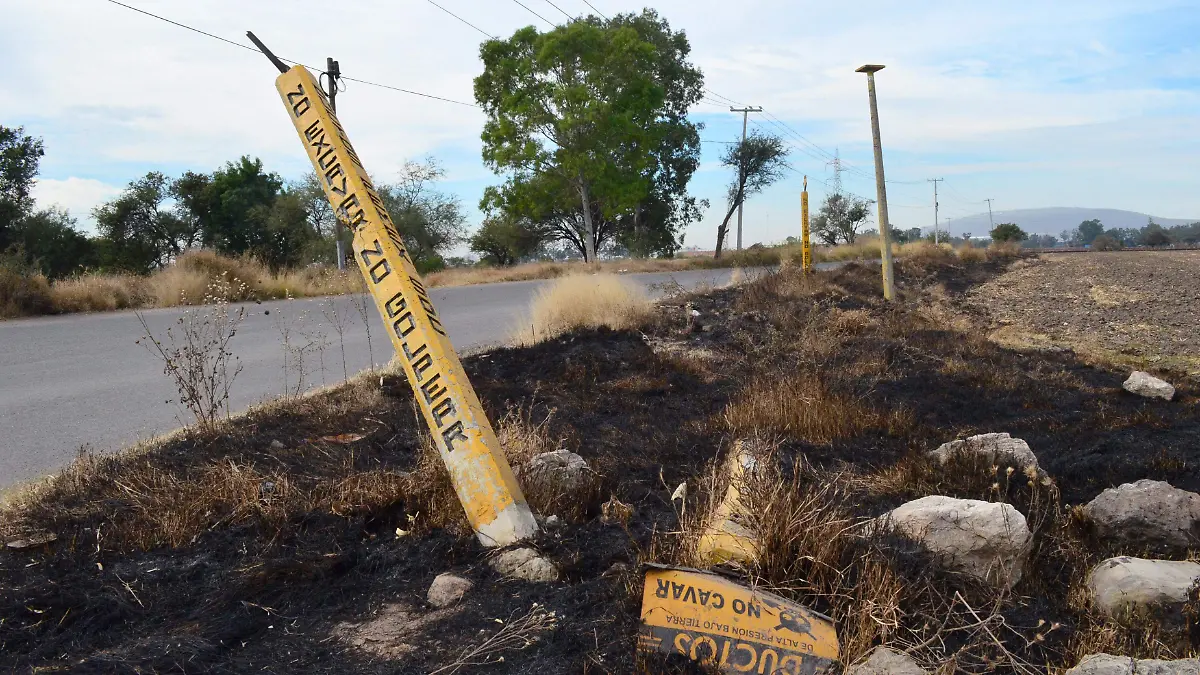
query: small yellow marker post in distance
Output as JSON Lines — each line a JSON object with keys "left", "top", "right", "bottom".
{"left": 800, "top": 176, "right": 812, "bottom": 273}
{"left": 267, "top": 61, "right": 537, "bottom": 547}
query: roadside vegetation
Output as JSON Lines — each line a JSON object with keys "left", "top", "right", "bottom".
{"left": 4, "top": 246, "right": 1195, "bottom": 673}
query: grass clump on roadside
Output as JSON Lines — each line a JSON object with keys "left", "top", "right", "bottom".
{"left": 512, "top": 273, "right": 652, "bottom": 345}
{"left": 0, "top": 249, "right": 362, "bottom": 319}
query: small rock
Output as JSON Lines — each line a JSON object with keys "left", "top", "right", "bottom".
{"left": 929, "top": 432, "right": 1040, "bottom": 474}
{"left": 846, "top": 647, "right": 928, "bottom": 675}
{"left": 602, "top": 562, "right": 630, "bottom": 578}
{"left": 521, "top": 450, "right": 590, "bottom": 496}
{"left": 6, "top": 532, "right": 57, "bottom": 550}
{"left": 489, "top": 547, "right": 559, "bottom": 582}
{"left": 883, "top": 496, "right": 1031, "bottom": 587}
{"left": 1087, "top": 557, "right": 1200, "bottom": 623}
{"left": 1084, "top": 480, "right": 1200, "bottom": 553}
{"left": 1123, "top": 371, "right": 1175, "bottom": 401}
{"left": 379, "top": 374, "right": 406, "bottom": 396}
{"left": 544, "top": 515, "right": 561, "bottom": 529}
{"left": 426, "top": 573, "right": 473, "bottom": 608}
{"left": 269, "top": 439, "right": 285, "bottom": 450}
{"left": 1066, "top": 654, "right": 1200, "bottom": 675}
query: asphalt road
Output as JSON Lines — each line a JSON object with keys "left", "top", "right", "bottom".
{"left": 0, "top": 268, "right": 742, "bottom": 488}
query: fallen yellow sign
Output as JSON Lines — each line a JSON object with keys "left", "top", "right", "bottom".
{"left": 639, "top": 566, "right": 838, "bottom": 674}
{"left": 272, "top": 65, "right": 537, "bottom": 547}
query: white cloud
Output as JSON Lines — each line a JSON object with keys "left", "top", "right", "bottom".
{"left": 4, "top": 0, "right": 1199, "bottom": 250}
{"left": 30, "top": 178, "right": 123, "bottom": 231}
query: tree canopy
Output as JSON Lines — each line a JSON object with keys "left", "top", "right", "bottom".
{"left": 812, "top": 192, "right": 872, "bottom": 246}
{"left": 990, "top": 222, "right": 1028, "bottom": 242}
{"left": 712, "top": 131, "right": 789, "bottom": 257}
{"left": 474, "top": 9, "right": 704, "bottom": 262}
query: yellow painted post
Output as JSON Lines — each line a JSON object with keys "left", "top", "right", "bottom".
{"left": 800, "top": 176, "right": 812, "bottom": 272}
{"left": 272, "top": 65, "right": 537, "bottom": 547}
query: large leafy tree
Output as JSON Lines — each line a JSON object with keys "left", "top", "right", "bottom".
{"left": 475, "top": 10, "right": 704, "bottom": 261}
{"left": 0, "top": 125, "right": 45, "bottom": 250}
{"left": 713, "top": 132, "right": 789, "bottom": 257}
{"left": 93, "top": 172, "right": 195, "bottom": 272}
{"left": 812, "top": 192, "right": 872, "bottom": 246}
{"left": 990, "top": 222, "right": 1028, "bottom": 242}
{"left": 8, "top": 207, "right": 98, "bottom": 278}
{"left": 1077, "top": 219, "right": 1104, "bottom": 245}
{"left": 198, "top": 157, "right": 284, "bottom": 256}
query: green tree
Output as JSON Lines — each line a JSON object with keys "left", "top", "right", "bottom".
{"left": 8, "top": 207, "right": 98, "bottom": 278}
{"left": 475, "top": 12, "right": 703, "bottom": 261}
{"left": 470, "top": 216, "right": 545, "bottom": 266}
{"left": 1077, "top": 219, "right": 1104, "bottom": 245}
{"left": 378, "top": 158, "right": 467, "bottom": 273}
{"left": 0, "top": 126, "right": 45, "bottom": 250}
{"left": 93, "top": 172, "right": 192, "bottom": 272}
{"left": 713, "top": 132, "right": 789, "bottom": 257}
{"left": 1091, "top": 234, "right": 1122, "bottom": 251}
{"left": 198, "top": 157, "right": 284, "bottom": 256}
{"left": 1140, "top": 219, "right": 1172, "bottom": 247}
{"left": 990, "top": 222, "right": 1028, "bottom": 242}
{"left": 812, "top": 192, "right": 872, "bottom": 246}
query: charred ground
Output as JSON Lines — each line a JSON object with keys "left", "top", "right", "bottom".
{"left": 2, "top": 252, "right": 1197, "bottom": 673}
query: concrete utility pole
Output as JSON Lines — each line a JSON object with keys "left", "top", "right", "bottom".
{"left": 730, "top": 106, "right": 762, "bottom": 251}
{"left": 325, "top": 57, "right": 347, "bottom": 271}
{"left": 984, "top": 198, "right": 995, "bottom": 229}
{"left": 928, "top": 178, "right": 943, "bottom": 244}
{"left": 856, "top": 64, "right": 895, "bottom": 301}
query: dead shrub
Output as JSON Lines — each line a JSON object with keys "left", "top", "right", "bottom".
{"left": 988, "top": 240, "right": 1023, "bottom": 257}
{"left": 49, "top": 272, "right": 152, "bottom": 312}
{"left": 512, "top": 273, "right": 652, "bottom": 345}
{"left": 957, "top": 244, "right": 988, "bottom": 263}
{"left": 723, "top": 373, "right": 911, "bottom": 444}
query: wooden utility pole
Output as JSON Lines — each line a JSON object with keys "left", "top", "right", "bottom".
{"left": 730, "top": 106, "right": 762, "bottom": 251}
{"left": 928, "top": 178, "right": 943, "bottom": 244}
{"left": 855, "top": 64, "right": 895, "bottom": 301}
{"left": 324, "top": 57, "right": 347, "bottom": 271}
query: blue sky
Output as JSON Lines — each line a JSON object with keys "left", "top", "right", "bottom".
{"left": 5, "top": 0, "right": 1199, "bottom": 249}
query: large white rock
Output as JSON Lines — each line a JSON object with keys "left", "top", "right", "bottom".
{"left": 520, "top": 449, "right": 590, "bottom": 496}
{"left": 929, "top": 432, "right": 1040, "bottom": 473}
{"left": 489, "top": 547, "right": 559, "bottom": 582}
{"left": 884, "top": 496, "right": 1031, "bottom": 587}
{"left": 426, "top": 573, "right": 473, "bottom": 608}
{"left": 845, "top": 647, "right": 928, "bottom": 674}
{"left": 1066, "top": 653, "right": 1200, "bottom": 674}
{"left": 1085, "top": 480, "right": 1200, "bottom": 553}
{"left": 1087, "top": 556, "right": 1200, "bottom": 621}
{"left": 1123, "top": 371, "right": 1175, "bottom": 401}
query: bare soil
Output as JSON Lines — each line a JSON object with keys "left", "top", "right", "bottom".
{"left": 966, "top": 251, "right": 1200, "bottom": 375}
{"left": 2, "top": 254, "right": 1198, "bottom": 674}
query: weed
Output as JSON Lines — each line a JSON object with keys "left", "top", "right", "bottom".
{"left": 135, "top": 283, "right": 245, "bottom": 431}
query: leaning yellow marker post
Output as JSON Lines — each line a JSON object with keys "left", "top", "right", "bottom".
{"left": 800, "top": 176, "right": 812, "bottom": 273}
{"left": 272, "top": 65, "right": 538, "bottom": 547}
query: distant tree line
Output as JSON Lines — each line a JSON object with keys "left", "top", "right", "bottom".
{"left": 0, "top": 125, "right": 464, "bottom": 279}
{"left": 1060, "top": 218, "right": 1200, "bottom": 250}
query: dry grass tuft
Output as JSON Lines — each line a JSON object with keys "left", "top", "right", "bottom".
{"left": 957, "top": 244, "right": 988, "bottom": 263}
{"left": 724, "top": 373, "right": 912, "bottom": 444}
{"left": 512, "top": 273, "right": 652, "bottom": 345}
{"left": 0, "top": 261, "right": 54, "bottom": 317}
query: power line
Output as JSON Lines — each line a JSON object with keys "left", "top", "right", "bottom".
{"left": 579, "top": 0, "right": 609, "bottom": 19}
{"left": 542, "top": 0, "right": 576, "bottom": 21}
{"left": 423, "top": 0, "right": 497, "bottom": 39}
{"left": 102, "top": 0, "right": 480, "bottom": 107}
{"left": 510, "top": 0, "right": 556, "bottom": 26}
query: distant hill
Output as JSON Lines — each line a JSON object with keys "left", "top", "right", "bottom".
{"left": 941, "top": 208, "right": 1198, "bottom": 237}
